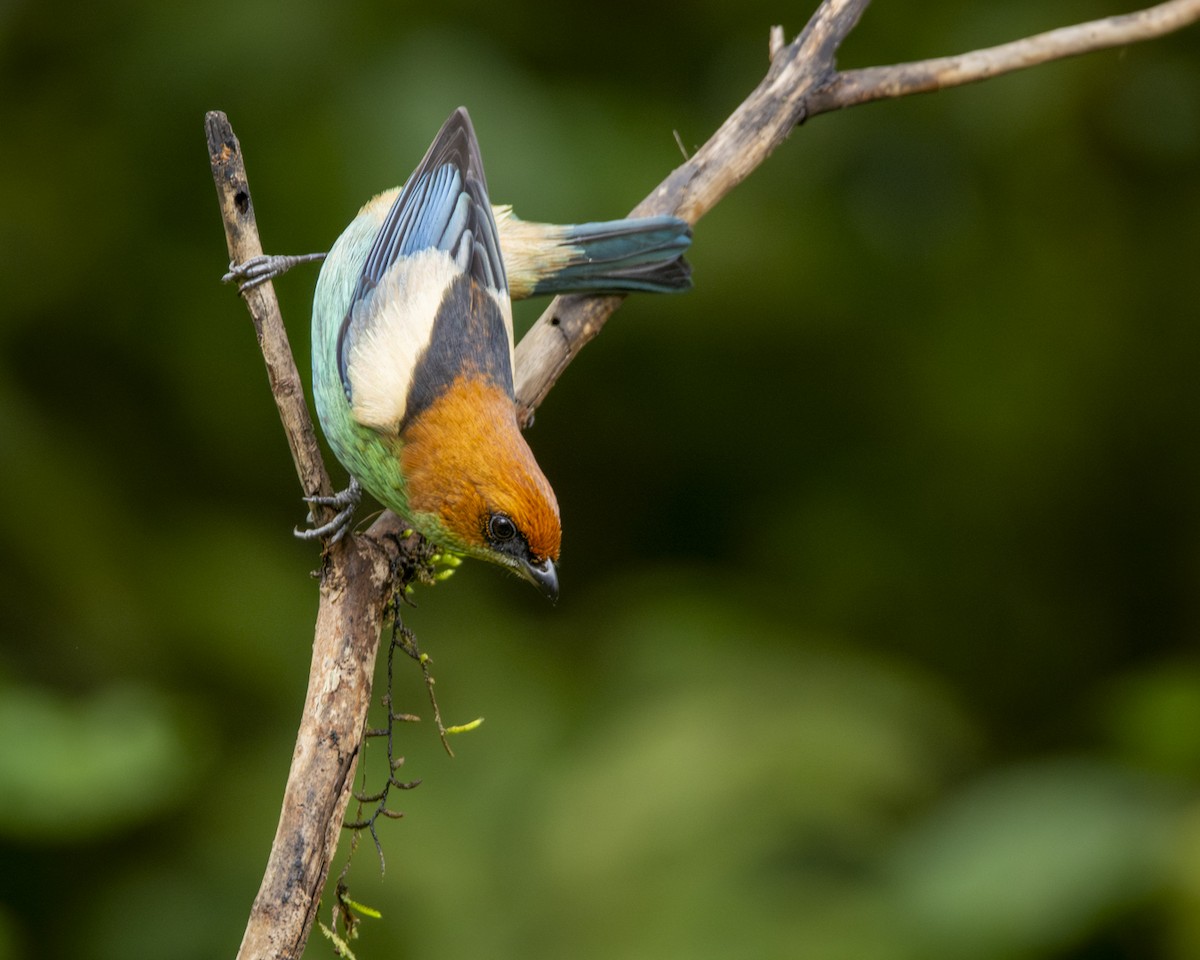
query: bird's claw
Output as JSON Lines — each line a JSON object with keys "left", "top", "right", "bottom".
{"left": 222, "top": 252, "right": 326, "bottom": 292}
{"left": 294, "top": 477, "right": 362, "bottom": 545}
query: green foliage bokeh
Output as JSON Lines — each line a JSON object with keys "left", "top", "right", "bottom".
{"left": 1, "top": 1, "right": 1198, "bottom": 958}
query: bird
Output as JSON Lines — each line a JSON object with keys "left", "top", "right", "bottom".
{"left": 296, "top": 107, "right": 691, "bottom": 601}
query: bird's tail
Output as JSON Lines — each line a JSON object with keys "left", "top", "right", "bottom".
{"left": 496, "top": 209, "right": 693, "bottom": 299}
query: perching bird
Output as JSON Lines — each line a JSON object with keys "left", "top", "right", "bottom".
{"left": 294, "top": 107, "right": 691, "bottom": 601}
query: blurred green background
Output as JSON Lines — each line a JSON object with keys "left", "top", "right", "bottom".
{"left": 2, "top": 0, "right": 1199, "bottom": 957}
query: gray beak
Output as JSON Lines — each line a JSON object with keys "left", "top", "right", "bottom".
{"left": 519, "top": 556, "right": 559, "bottom": 604}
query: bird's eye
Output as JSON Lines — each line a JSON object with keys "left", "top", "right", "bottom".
{"left": 487, "top": 513, "right": 518, "bottom": 544}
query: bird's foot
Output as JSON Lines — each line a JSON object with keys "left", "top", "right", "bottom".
{"left": 222, "top": 252, "right": 326, "bottom": 292}
{"left": 294, "top": 477, "right": 362, "bottom": 545}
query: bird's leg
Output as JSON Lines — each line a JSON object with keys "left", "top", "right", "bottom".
{"left": 294, "top": 476, "right": 362, "bottom": 545}
{"left": 222, "top": 252, "right": 327, "bottom": 292}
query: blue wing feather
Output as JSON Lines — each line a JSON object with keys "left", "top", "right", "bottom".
{"left": 337, "top": 107, "right": 507, "bottom": 397}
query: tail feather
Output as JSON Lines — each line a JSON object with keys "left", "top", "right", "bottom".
{"left": 496, "top": 211, "right": 692, "bottom": 298}
{"left": 537, "top": 216, "right": 692, "bottom": 295}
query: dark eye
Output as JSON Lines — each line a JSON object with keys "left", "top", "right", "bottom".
{"left": 487, "top": 513, "right": 518, "bottom": 544}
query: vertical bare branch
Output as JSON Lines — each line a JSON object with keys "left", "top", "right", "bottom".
{"left": 205, "top": 113, "right": 333, "bottom": 505}
{"left": 208, "top": 111, "right": 416, "bottom": 960}
{"left": 235, "top": 541, "right": 393, "bottom": 960}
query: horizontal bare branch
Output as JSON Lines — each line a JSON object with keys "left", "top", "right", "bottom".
{"left": 809, "top": 0, "right": 1200, "bottom": 113}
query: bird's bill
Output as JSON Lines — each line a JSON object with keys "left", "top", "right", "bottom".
{"left": 518, "top": 556, "right": 558, "bottom": 603}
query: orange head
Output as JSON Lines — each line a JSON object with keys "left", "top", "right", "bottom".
{"left": 399, "top": 375, "right": 561, "bottom": 600}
